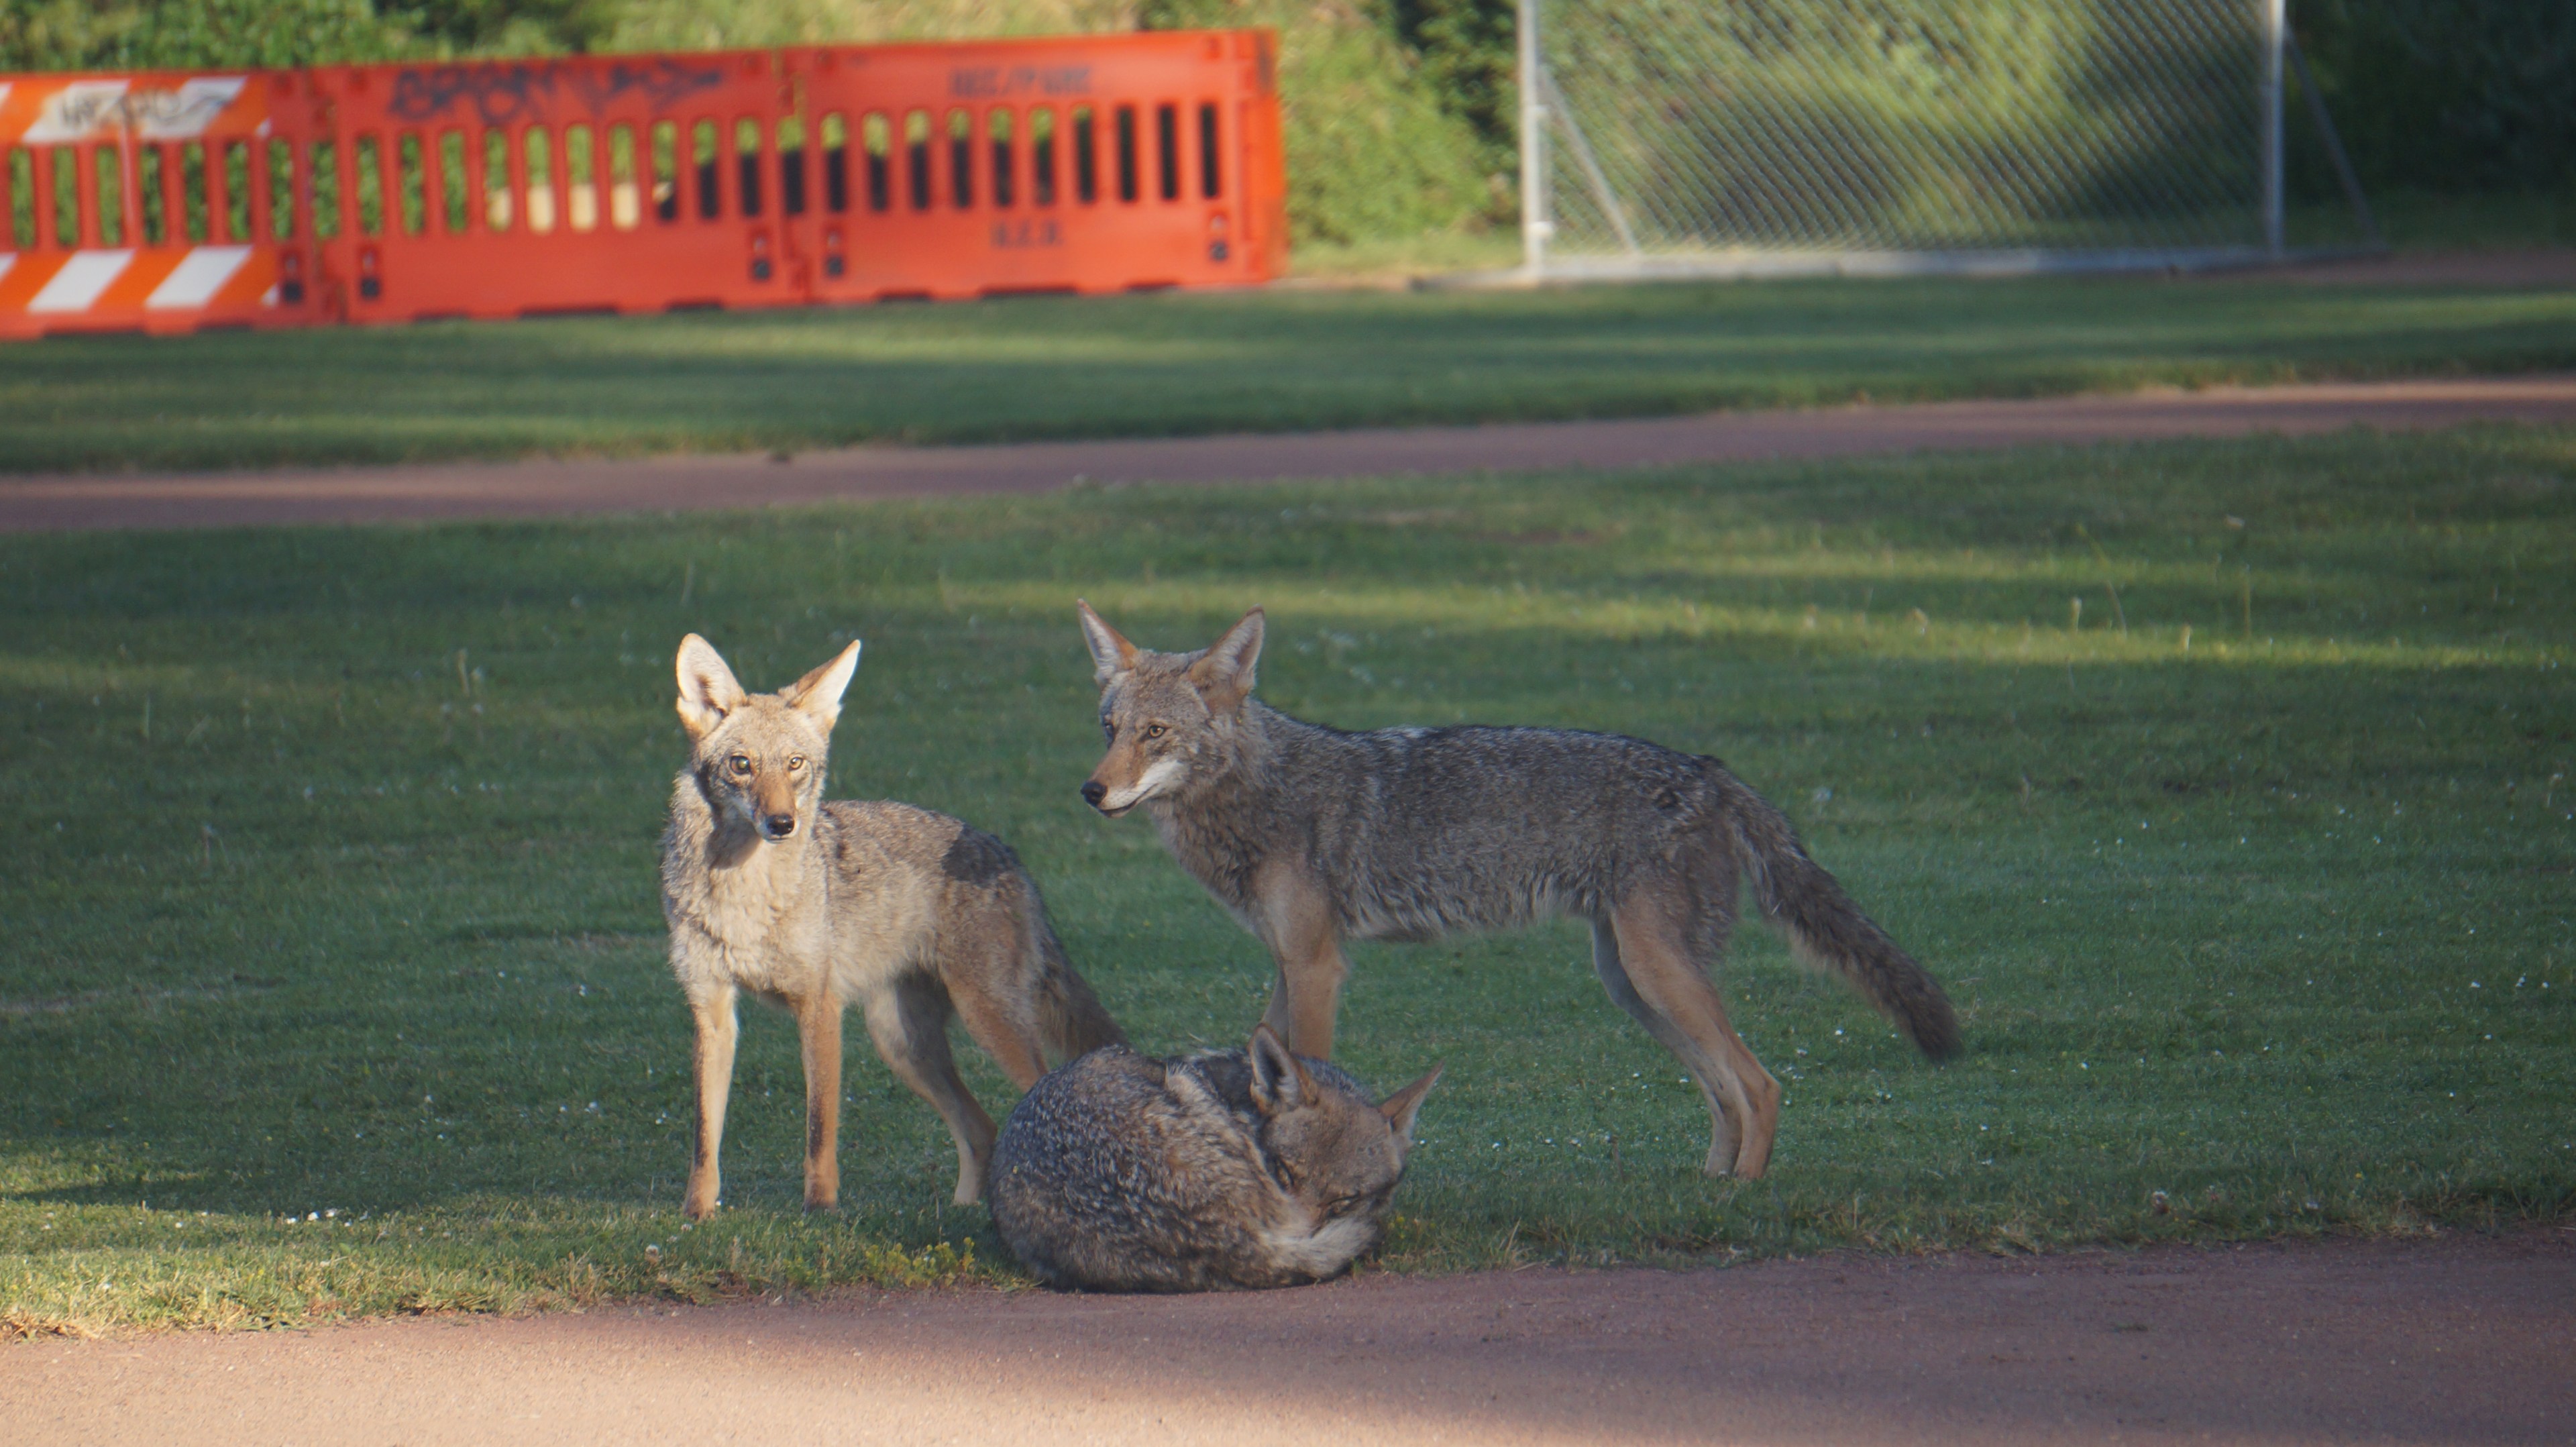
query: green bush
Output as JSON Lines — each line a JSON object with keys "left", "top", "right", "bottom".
{"left": 2294, "top": 0, "right": 2575, "bottom": 197}
{"left": 1140, "top": 0, "right": 1497, "bottom": 244}
{"left": 0, "top": 0, "right": 412, "bottom": 70}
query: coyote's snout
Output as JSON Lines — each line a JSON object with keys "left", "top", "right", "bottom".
{"left": 989, "top": 1026, "right": 1440, "bottom": 1292}
{"left": 1073, "top": 599, "right": 1957, "bottom": 1181}
{"left": 661, "top": 633, "right": 1122, "bottom": 1217}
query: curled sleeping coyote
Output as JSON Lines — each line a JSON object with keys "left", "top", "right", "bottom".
{"left": 989, "top": 1026, "right": 1440, "bottom": 1291}
{"left": 662, "top": 633, "right": 1121, "bottom": 1216}
{"left": 1075, "top": 602, "right": 1957, "bottom": 1180}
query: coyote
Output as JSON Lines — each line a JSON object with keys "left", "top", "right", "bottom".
{"left": 662, "top": 633, "right": 1121, "bottom": 1216}
{"left": 1074, "top": 602, "right": 1957, "bottom": 1180}
{"left": 989, "top": 1026, "right": 1440, "bottom": 1291}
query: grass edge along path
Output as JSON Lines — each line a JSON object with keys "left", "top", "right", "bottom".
{"left": 1, "top": 426, "right": 2570, "bottom": 1336}
{"left": 4, "top": 276, "right": 2576, "bottom": 476}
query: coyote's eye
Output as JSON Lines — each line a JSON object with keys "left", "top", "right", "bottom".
{"left": 787, "top": 755, "right": 806, "bottom": 771}
{"left": 727, "top": 755, "right": 753, "bottom": 776}
{"left": 1143, "top": 722, "right": 1167, "bottom": 740}
{"left": 1102, "top": 718, "right": 1115, "bottom": 742}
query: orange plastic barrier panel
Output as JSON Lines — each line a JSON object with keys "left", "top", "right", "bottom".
{"left": 0, "top": 31, "right": 1283, "bottom": 338}
{"left": 785, "top": 32, "right": 1287, "bottom": 304}
{"left": 0, "top": 70, "right": 302, "bottom": 338}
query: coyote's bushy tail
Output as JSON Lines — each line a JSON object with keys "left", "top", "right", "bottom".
{"left": 1715, "top": 771, "right": 1960, "bottom": 1060}
{"left": 1033, "top": 922, "right": 1126, "bottom": 1061}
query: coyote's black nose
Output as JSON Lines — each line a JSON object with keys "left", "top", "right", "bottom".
{"left": 1080, "top": 781, "right": 1108, "bottom": 808}
{"left": 761, "top": 813, "right": 797, "bottom": 838}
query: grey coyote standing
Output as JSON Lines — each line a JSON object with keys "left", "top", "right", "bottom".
{"left": 1074, "top": 602, "right": 1956, "bottom": 1180}
{"left": 989, "top": 1026, "right": 1440, "bottom": 1291}
{"left": 662, "top": 633, "right": 1121, "bottom": 1217}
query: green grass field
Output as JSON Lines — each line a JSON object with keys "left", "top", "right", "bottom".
{"left": 5, "top": 276, "right": 2575, "bottom": 474}
{"left": 3, "top": 426, "right": 2571, "bottom": 1335}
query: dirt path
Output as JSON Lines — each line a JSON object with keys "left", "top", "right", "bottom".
{"left": 8, "top": 1229, "right": 2568, "bottom": 1446}
{"left": 5, "top": 375, "right": 2573, "bottom": 534}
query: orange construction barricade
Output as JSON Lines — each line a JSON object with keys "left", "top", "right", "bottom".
{"left": 0, "top": 70, "right": 303, "bottom": 338}
{"left": 1, "top": 30, "right": 1284, "bottom": 339}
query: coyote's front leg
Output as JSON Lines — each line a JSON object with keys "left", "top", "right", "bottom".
{"left": 1255, "top": 862, "right": 1352, "bottom": 1059}
{"left": 685, "top": 985, "right": 741, "bottom": 1219}
{"left": 792, "top": 992, "right": 844, "bottom": 1212}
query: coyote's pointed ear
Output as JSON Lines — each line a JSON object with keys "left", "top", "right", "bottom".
{"left": 783, "top": 639, "right": 863, "bottom": 732}
{"left": 1378, "top": 1063, "right": 1444, "bottom": 1146}
{"left": 1187, "top": 606, "right": 1264, "bottom": 710}
{"left": 675, "top": 633, "right": 748, "bottom": 741}
{"left": 1076, "top": 598, "right": 1140, "bottom": 686}
{"left": 1245, "top": 1024, "right": 1311, "bottom": 1114}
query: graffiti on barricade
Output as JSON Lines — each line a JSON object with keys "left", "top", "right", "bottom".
{"left": 947, "top": 66, "right": 1093, "bottom": 99}
{"left": 386, "top": 58, "right": 724, "bottom": 126}
{"left": 19, "top": 78, "right": 250, "bottom": 142}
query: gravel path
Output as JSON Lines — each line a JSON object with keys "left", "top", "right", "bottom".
{"left": 5, "top": 375, "right": 2573, "bottom": 533}
{"left": 7, "top": 1228, "right": 2567, "bottom": 1446}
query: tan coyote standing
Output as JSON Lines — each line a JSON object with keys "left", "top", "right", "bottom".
{"left": 662, "top": 633, "right": 1120, "bottom": 1216}
{"left": 1074, "top": 602, "right": 1956, "bottom": 1180}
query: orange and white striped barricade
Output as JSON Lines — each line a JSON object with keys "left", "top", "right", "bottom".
{"left": 3, "top": 31, "right": 1287, "bottom": 336}
{"left": 1, "top": 70, "right": 306, "bottom": 338}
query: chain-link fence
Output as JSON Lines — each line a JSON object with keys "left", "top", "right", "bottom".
{"left": 1521, "top": 0, "right": 2301, "bottom": 278}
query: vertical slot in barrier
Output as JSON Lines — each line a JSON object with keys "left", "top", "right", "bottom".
{"left": 651, "top": 120, "right": 678, "bottom": 222}
{"left": 777, "top": 115, "right": 806, "bottom": 216}
{"left": 566, "top": 124, "right": 597, "bottom": 231}
{"left": 946, "top": 108, "right": 972, "bottom": 209}
{"left": 863, "top": 111, "right": 891, "bottom": 212}
{"left": 1198, "top": 102, "right": 1221, "bottom": 199}
{"left": 140, "top": 144, "right": 168, "bottom": 245}
{"left": 94, "top": 146, "right": 125, "bottom": 246}
{"left": 1155, "top": 103, "right": 1178, "bottom": 201}
{"left": 354, "top": 134, "right": 384, "bottom": 236}
{"left": 3, "top": 149, "right": 26, "bottom": 249}
{"left": 397, "top": 133, "right": 427, "bottom": 235}
{"left": 733, "top": 117, "right": 762, "bottom": 218}
{"left": 1073, "top": 105, "right": 1096, "bottom": 204}
{"left": 820, "top": 111, "right": 849, "bottom": 213}
{"left": 608, "top": 123, "right": 639, "bottom": 229}
{"left": 181, "top": 142, "right": 210, "bottom": 242}
{"left": 266, "top": 140, "right": 295, "bottom": 241}
{"left": 224, "top": 140, "right": 252, "bottom": 242}
{"left": 437, "top": 131, "right": 467, "bottom": 232}
{"left": 523, "top": 127, "right": 555, "bottom": 233}
{"left": 904, "top": 110, "right": 931, "bottom": 211}
{"left": 1030, "top": 107, "right": 1057, "bottom": 206}
{"left": 311, "top": 140, "right": 341, "bottom": 239}
{"left": 49, "top": 148, "right": 78, "bottom": 247}
{"left": 988, "top": 109, "right": 1014, "bottom": 209}
{"left": 1114, "top": 105, "right": 1137, "bottom": 203}
{"left": 482, "top": 130, "right": 512, "bottom": 231}
{"left": 692, "top": 119, "right": 719, "bottom": 219}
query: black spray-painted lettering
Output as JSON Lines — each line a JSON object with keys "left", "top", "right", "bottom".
{"left": 948, "top": 66, "right": 1092, "bottom": 100}
{"left": 386, "top": 59, "right": 723, "bottom": 126}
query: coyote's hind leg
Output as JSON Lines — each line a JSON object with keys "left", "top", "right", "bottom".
{"left": 1594, "top": 902, "right": 1781, "bottom": 1178}
{"left": 861, "top": 975, "right": 999, "bottom": 1205}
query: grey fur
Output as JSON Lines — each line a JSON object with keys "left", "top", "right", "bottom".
{"left": 662, "top": 633, "right": 1122, "bottom": 1217}
{"left": 1075, "top": 602, "right": 1955, "bottom": 1180}
{"left": 989, "top": 1027, "right": 1440, "bottom": 1292}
